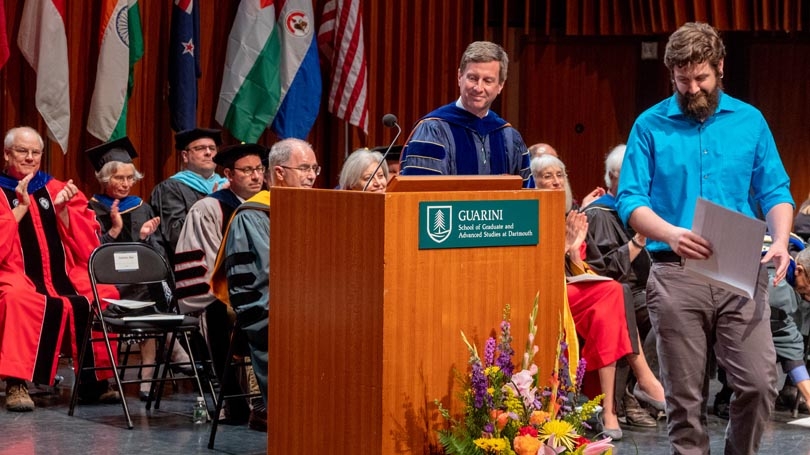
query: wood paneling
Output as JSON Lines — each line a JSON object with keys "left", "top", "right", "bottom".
{"left": 747, "top": 40, "right": 810, "bottom": 207}
{"left": 2, "top": 2, "right": 808, "bottom": 210}
{"left": 517, "top": 38, "right": 647, "bottom": 198}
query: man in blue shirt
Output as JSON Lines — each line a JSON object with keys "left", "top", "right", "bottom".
{"left": 400, "top": 41, "right": 532, "bottom": 187}
{"left": 616, "top": 22, "right": 794, "bottom": 454}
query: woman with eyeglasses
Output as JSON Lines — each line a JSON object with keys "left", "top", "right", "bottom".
{"left": 87, "top": 137, "right": 193, "bottom": 401}
{"left": 339, "top": 149, "right": 388, "bottom": 193}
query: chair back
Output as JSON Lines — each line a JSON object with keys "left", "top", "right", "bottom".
{"left": 89, "top": 242, "right": 173, "bottom": 286}
{"left": 88, "top": 243, "right": 177, "bottom": 313}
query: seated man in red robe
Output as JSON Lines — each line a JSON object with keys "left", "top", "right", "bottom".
{"left": 0, "top": 126, "right": 118, "bottom": 412}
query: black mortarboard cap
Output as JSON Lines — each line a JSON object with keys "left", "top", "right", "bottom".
{"left": 213, "top": 143, "right": 269, "bottom": 168}
{"left": 86, "top": 137, "right": 138, "bottom": 172}
{"left": 175, "top": 128, "right": 223, "bottom": 151}
{"left": 372, "top": 145, "right": 403, "bottom": 162}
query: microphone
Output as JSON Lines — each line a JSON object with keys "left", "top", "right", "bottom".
{"left": 362, "top": 114, "right": 402, "bottom": 191}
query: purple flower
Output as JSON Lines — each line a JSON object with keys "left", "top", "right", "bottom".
{"left": 471, "top": 361, "right": 491, "bottom": 409}
{"left": 483, "top": 423, "right": 494, "bottom": 435}
{"left": 559, "top": 352, "right": 571, "bottom": 388}
{"left": 496, "top": 320, "right": 514, "bottom": 377}
{"left": 575, "top": 358, "right": 587, "bottom": 392}
{"left": 484, "top": 337, "right": 496, "bottom": 367}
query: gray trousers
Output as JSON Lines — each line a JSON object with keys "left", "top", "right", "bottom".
{"left": 647, "top": 262, "right": 777, "bottom": 455}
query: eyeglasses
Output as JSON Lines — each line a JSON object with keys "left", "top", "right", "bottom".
{"left": 6, "top": 146, "right": 43, "bottom": 158}
{"left": 280, "top": 164, "right": 321, "bottom": 176}
{"left": 186, "top": 144, "right": 217, "bottom": 153}
{"left": 110, "top": 175, "right": 136, "bottom": 183}
{"left": 538, "top": 171, "right": 567, "bottom": 181}
{"left": 233, "top": 166, "right": 266, "bottom": 176}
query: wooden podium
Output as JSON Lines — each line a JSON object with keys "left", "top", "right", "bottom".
{"left": 268, "top": 180, "right": 564, "bottom": 454}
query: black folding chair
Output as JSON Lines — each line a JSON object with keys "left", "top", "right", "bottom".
{"left": 68, "top": 242, "right": 207, "bottom": 429}
{"left": 208, "top": 324, "right": 263, "bottom": 449}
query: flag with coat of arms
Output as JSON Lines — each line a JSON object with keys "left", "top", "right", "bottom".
{"left": 216, "top": 0, "right": 321, "bottom": 142}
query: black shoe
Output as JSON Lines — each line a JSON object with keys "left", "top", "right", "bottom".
{"left": 217, "top": 400, "right": 250, "bottom": 425}
{"left": 713, "top": 392, "right": 730, "bottom": 420}
{"left": 776, "top": 385, "right": 810, "bottom": 413}
{"left": 249, "top": 405, "right": 267, "bottom": 432}
{"left": 170, "top": 362, "right": 203, "bottom": 377}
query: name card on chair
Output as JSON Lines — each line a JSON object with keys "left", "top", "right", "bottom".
{"left": 113, "top": 251, "right": 140, "bottom": 271}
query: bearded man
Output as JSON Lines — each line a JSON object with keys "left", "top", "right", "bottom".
{"left": 616, "top": 22, "right": 794, "bottom": 454}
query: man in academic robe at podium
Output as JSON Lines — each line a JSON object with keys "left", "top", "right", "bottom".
{"left": 400, "top": 41, "right": 532, "bottom": 187}
{"left": 210, "top": 138, "right": 318, "bottom": 431}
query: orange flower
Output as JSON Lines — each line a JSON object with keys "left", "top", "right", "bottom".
{"left": 530, "top": 410, "right": 551, "bottom": 425}
{"left": 489, "top": 409, "right": 510, "bottom": 430}
{"left": 513, "top": 434, "right": 541, "bottom": 455}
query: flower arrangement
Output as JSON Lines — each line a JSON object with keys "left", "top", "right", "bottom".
{"left": 435, "top": 296, "right": 613, "bottom": 455}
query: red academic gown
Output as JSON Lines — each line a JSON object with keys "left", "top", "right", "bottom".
{"left": 567, "top": 279, "right": 633, "bottom": 372}
{"left": 0, "top": 173, "right": 118, "bottom": 385}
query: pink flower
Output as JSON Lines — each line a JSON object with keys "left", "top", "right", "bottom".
{"left": 506, "top": 369, "right": 537, "bottom": 407}
{"left": 581, "top": 437, "right": 614, "bottom": 454}
{"left": 540, "top": 438, "right": 566, "bottom": 455}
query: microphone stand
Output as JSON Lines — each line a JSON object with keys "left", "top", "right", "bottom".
{"left": 362, "top": 115, "right": 402, "bottom": 192}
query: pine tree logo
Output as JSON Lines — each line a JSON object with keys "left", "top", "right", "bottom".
{"left": 426, "top": 206, "right": 453, "bottom": 243}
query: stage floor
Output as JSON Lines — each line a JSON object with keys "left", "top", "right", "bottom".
{"left": 0, "top": 359, "right": 808, "bottom": 455}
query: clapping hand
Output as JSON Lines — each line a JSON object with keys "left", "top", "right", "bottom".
{"left": 564, "top": 210, "right": 589, "bottom": 256}
{"left": 139, "top": 217, "right": 161, "bottom": 240}
{"left": 15, "top": 173, "right": 33, "bottom": 208}
{"left": 11, "top": 173, "right": 34, "bottom": 222}
{"left": 581, "top": 187, "right": 606, "bottom": 209}
{"left": 107, "top": 199, "right": 123, "bottom": 239}
{"left": 53, "top": 179, "right": 79, "bottom": 206}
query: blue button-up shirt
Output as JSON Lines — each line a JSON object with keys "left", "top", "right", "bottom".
{"left": 616, "top": 91, "right": 793, "bottom": 253}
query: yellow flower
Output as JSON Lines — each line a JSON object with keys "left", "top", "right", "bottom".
{"left": 503, "top": 391, "right": 522, "bottom": 414}
{"left": 538, "top": 419, "right": 578, "bottom": 451}
{"left": 485, "top": 365, "right": 501, "bottom": 376}
{"left": 474, "top": 437, "right": 508, "bottom": 453}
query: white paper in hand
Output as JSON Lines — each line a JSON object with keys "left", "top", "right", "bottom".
{"left": 683, "top": 198, "right": 766, "bottom": 299}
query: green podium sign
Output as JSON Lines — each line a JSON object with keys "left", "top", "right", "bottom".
{"left": 418, "top": 199, "right": 539, "bottom": 249}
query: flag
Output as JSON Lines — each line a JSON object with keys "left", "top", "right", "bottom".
{"left": 216, "top": 0, "right": 321, "bottom": 142}
{"left": 0, "top": 0, "right": 10, "bottom": 69}
{"left": 17, "top": 0, "right": 71, "bottom": 153}
{"left": 87, "top": 0, "right": 144, "bottom": 141}
{"left": 168, "top": 0, "right": 201, "bottom": 132}
{"left": 318, "top": 0, "right": 368, "bottom": 133}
